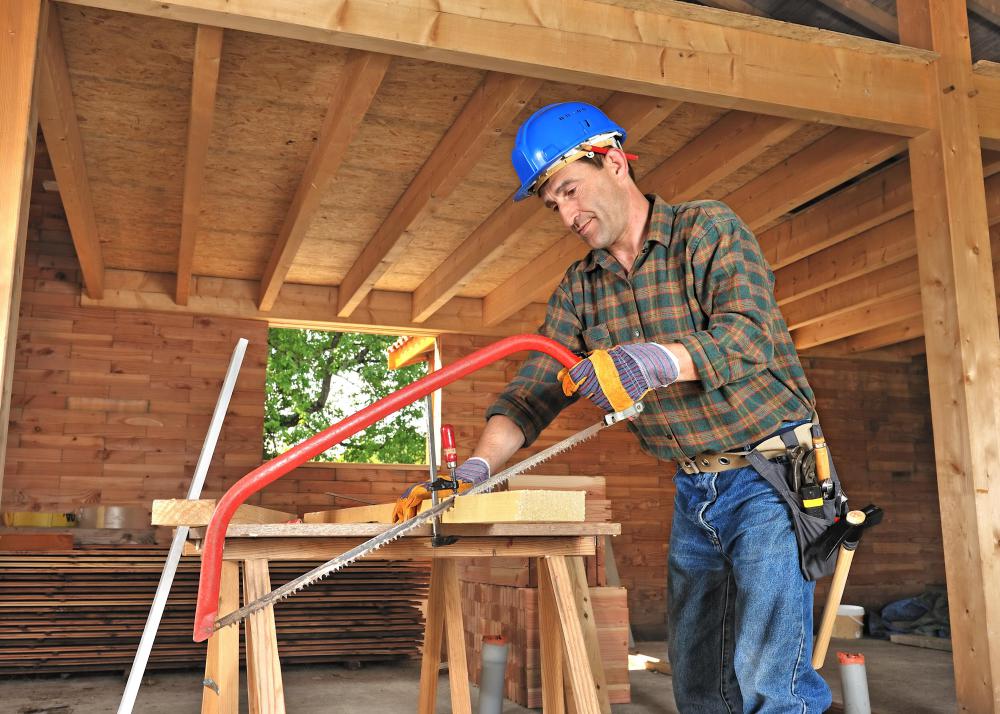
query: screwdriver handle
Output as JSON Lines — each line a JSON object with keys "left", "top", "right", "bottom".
{"left": 441, "top": 424, "right": 458, "bottom": 471}
{"left": 812, "top": 425, "right": 831, "bottom": 482}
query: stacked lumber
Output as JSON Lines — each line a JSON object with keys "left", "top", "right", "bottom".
{"left": 460, "top": 581, "right": 630, "bottom": 707}
{"left": 0, "top": 546, "right": 428, "bottom": 674}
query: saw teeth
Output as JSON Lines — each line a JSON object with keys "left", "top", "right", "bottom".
{"left": 215, "top": 420, "right": 607, "bottom": 629}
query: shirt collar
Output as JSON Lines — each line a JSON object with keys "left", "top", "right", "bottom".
{"left": 580, "top": 195, "right": 674, "bottom": 272}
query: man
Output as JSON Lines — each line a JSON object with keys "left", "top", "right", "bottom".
{"left": 397, "top": 101, "right": 833, "bottom": 712}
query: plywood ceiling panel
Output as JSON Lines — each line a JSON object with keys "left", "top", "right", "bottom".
{"left": 286, "top": 58, "right": 486, "bottom": 288}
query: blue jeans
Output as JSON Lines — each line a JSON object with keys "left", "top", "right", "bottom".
{"left": 667, "top": 465, "right": 832, "bottom": 713}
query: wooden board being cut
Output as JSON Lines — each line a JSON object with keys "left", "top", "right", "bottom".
{"left": 304, "top": 490, "right": 585, "bottom": 525}
{"left": 151, "top": 499, "right": 295, "bottom": 527}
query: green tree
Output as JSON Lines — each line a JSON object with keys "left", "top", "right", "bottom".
{"left": 264, "top": 328, "right": 429, "bottom": 464}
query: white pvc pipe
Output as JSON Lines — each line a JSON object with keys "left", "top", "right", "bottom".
{"left": 117, "top": 337, "right": 249, "bottom": 714}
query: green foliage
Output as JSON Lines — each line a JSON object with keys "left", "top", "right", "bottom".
{"left": 264, "top": 328, "right": 428, "bottom": 464}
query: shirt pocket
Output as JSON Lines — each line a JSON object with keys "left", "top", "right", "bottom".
{"left": 582, "top": 324, "right": 614, "bottom": 351}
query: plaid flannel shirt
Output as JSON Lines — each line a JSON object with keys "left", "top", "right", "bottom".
{"left": 486, "top": 196, "right": 815, "bottom": 462}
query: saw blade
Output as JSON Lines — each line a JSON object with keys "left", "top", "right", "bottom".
{"left": 211, "top": 416, "right": 614, "bottom": 633}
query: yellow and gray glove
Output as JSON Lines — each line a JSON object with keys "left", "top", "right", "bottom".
{"left": 391, "top": 457, "right": 490, "bottom": 523}
{"left": 559, "top": 343, "right": 679, "bottom": 412}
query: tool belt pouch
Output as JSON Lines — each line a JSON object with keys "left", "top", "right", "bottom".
{"left": 746, "top": 446, "right": 846, "bottom": 581}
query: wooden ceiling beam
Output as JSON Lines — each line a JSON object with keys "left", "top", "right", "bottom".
{"left": 813, "top": 314, "right": 927, "bottom": 354}
{"left": 815, "top": 0, "right": 899, "bottom": 41}
{"left": 757, "top": 160, "right": 912, "bottom": 270}
{"left": 974, "top": 62, "right": 1000, "bottom": 150}
{"left": 409, "top": 94, "right": 680, "bottom": 324}
{"left": 36, "top": 3, "right": 104, "bottom": 299}
{"left": 696, "top": 0, "right": 768, "bottom": 16}
{"left": 759, "top": 149, "right": 1000, "bottom": 270}
{"left": 723, "top": 128, "right": 906, "bottom": 231}
{"left": 481, "top": 110, "right": 805, "bottom": 327}
{"left": 968, "top": 1, "right": 1000, "bottom": 27}
{"left": 176, "top": 25, "right": 223, "bottom": 306}
{"left": 58, "top": 0, "right": 937, "bottom": 136}
{"left": 642, "top": 112, "right": 805, "bottom": 204}
{"left": 774, "top": 213, "right": 917, "bottom": 304}
{"left": 792, "top": 291, "right": 924, "bottom": 350}
{"left": 776, "top": 170, "right": 1000, "bottom": 305}
{"left": 781, "top": 257, "right": 920, "bottom": 331}
{"left": 337, "top": 72, "right": 542, "bottom": 317}
{"left": 84, "top": 269, "right": 548, "bottom": 338}
{"left": 257, "top": 50, "right": 391, "bottom": 312}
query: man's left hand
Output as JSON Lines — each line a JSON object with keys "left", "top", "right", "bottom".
{"left": 559, "top": 343, "right": 679, "bottom": 412}
{"left": 391, "top": 457, "right": 490, "bottom": 523}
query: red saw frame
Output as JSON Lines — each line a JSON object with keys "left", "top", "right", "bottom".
{"left": 192, "top": 334, "right": 578, "bottom": 641}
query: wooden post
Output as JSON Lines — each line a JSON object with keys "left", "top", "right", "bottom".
{"left": 0, "top": 0, "right": 47, "bottom": 506}
{"left": 243, "top": 559, "right": 285, "bottom": 714}
{"left": 537, "top": 557, "right": 566, "bottom": 714}
{"left": 565, "top": 557, "right": 610, "bottom": 714}
{"left": 418, "top": 559, "right": 472, "bottom": 714}
{"left": 440, "top": 559, "right": 472, "bottom": 714}
{"left": 203, "top": 561, "right": 240, "bottom": 714}
{"left": 418, "top": 561, "right": 447, "bottom": 714}
{"left": 897, "top": 1, "right": 1000, "bottom": 709}
{"left": 540, "top": 557, "right": 602, "bottom": 714}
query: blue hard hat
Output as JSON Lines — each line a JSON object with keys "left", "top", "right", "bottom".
{"left": 511, "top": 102, "right": 627, "bottom": 201}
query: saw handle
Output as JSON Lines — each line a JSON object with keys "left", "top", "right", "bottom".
{"left": 192, "top": 334, "right": 578, "bottom": 642}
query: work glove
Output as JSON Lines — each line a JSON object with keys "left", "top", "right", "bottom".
{"left": 559, "top": 343, "right": 679, "bottom": 413}
{"left": 391, "top": 457, "right": 490, "bottom": 523}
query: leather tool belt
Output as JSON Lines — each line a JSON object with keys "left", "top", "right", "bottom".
{"left": 678, "top": 422, "right": 814, "bottom": 475}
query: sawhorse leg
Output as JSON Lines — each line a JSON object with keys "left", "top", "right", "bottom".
{"left": 418, "top": 559, "right": 471, "bottom": 714}
{"left": 243, "top": 559, "right": 286, "bottom": 714}
{"left": 202, "top": 560, "right": 240, "bottom": 713}
{"left": 537, "top": 556, "right": 611, "bottom": 714}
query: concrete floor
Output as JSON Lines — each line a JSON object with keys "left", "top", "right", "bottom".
{"left": 4, "top": 639, "right": 955, "bottom": 713}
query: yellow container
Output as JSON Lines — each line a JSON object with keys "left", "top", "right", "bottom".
{"left": 2, "top": 511, "right": 77, "bottom": 527}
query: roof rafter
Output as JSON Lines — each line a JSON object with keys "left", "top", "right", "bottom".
{"left": 258, "top": 50, "right": 392, "bottom": 312}
{"left": 776, "top": 167, "right": 1000, "bottom": 305}
{"left": 815, "top": 0, "right": 899, "bottom": 41}
{"left": 813, "top": 314, "right": 927, "bottom": 354}
{"left": 336, "top": 71, "right": 543, "bottom": 317}
{"left": 36, "top": 3, "right": 104, "bottom": 299}
{"left": 974, "top": 62, "right": 1000, "bottom": 150}
{"left": 968, "top": 0, "right": 1000, "bottom": 27}
{"left": 723, "top": 128, "right": 906, "bottom": 230}
{"left": 792, "top": 291, "right": 924, "bottom": 350}
{"left": 790, "top": 203, "right": 1000, "bottom": 350}
{"left": 83, "top": 269, "right": 548, "bottom": 338}
{"left": 176, "top": 25, "right": 224, "bottom": 306}
{"left": 58, "top": 0, "right": 937, "bottom": 136}
{"left": 409, "top": 93, "right": 682, "bottom": 323}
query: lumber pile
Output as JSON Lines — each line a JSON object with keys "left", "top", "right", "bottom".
{"left": 0, "top": 545, "right": 428, "bottom": 674}
{"left": 456, "top": 475, "right": 630, "bottom": 706}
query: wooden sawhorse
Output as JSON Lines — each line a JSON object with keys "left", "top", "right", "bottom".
{"left": 187, "top": 522, "right": 619, "bottom": 714}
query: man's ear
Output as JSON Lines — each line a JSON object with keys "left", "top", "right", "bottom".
{"left": 604, "top": 147, "right": 630, "bottom": 184}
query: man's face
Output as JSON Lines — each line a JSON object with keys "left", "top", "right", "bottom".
{"left": 539, "top": 156, "right": 629, "bottom": 252}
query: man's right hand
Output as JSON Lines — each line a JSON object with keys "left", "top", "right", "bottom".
{"left": 391, "top": 457, "right": 491, "bottom": 523}
{"left": 559, "top": 343, "right": 679, "bottom": 412}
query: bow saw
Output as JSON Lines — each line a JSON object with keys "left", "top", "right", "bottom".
{"left": 191, "top": 334, "right": 638, "bottom": 642}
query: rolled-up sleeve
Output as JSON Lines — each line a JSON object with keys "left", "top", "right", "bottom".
{"left": 486, "top": 282, "right": 584, "bottom": 447}
{"left": 676, "top": 217, "right": 776, "bottom": 393}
